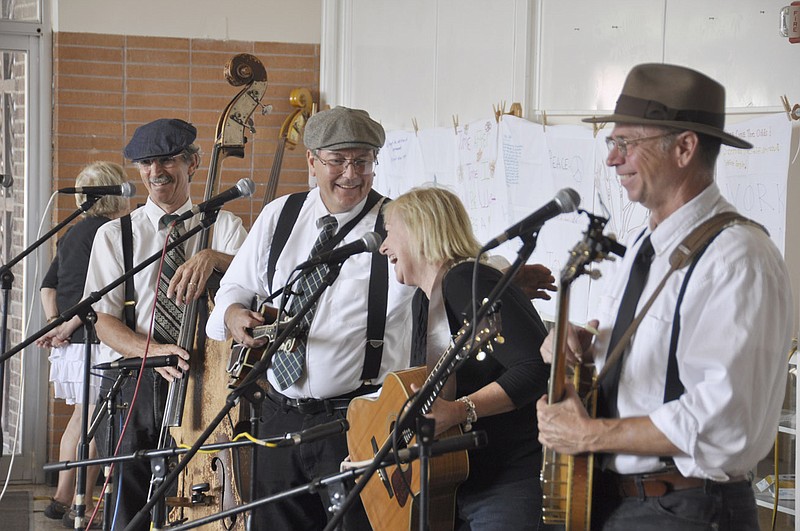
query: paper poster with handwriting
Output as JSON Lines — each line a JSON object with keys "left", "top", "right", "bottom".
{"left": 717, "top": 114, "right": 791, "bottom": 255}
{"left": 374, "top": 129, "right": 426, "bottom": 198}
{"left": 455, "top": 118, "right": 508, "bottom": 241}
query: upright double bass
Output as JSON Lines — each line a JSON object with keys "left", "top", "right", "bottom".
{"left": 158, "top": 53, "right": 268, "bottom": 530}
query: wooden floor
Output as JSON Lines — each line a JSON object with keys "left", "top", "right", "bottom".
{"left": 1, "top": 482, "right": 797, "bottom": 530}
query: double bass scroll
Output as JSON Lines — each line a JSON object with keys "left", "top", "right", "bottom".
{"left": 261, "top": 87, "right": 315, "bottom": 208}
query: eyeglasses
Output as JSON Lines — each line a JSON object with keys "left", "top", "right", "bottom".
{"left": 314, "top": 154, "right": 377, "bottom": 175}
{"left": 135, "top": 154, "right": 183, "bottom": 169}
{"left": 605, "top": 133, "right": 675, "bottom": 157}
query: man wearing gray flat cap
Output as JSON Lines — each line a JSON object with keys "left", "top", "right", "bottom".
{"left": 84, "top": 118, "right": 247, "bottom": 529}
{"left": 208, "top": 106, "right": 413, "bottom": 530}
{"left": 536, "top": 64, "right": 793, "bottom": 530}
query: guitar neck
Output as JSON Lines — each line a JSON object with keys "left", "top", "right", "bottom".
{"left": 547, "top": 282, "right": 572, "bottom": 404}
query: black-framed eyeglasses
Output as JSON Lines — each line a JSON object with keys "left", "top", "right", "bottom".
{"left": 135, "top": 154, "right": 183, "bottom": 168}
{"left": 314, "top": 154, "right": 377, "bottom": 175}
{"left": 605, "top": 133, "right": 676, "bottom": 157}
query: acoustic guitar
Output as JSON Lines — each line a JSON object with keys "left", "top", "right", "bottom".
{"left": 347, "top": 311, "right": 501, "bottom": 531}
{"left": 540, "top": 212, "right": 618, "bottom": 531}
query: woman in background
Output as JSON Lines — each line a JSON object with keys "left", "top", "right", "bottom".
{"left": 379, "top": 186, "right": 549, "bottom": 530}
{"left": 36, "top": 161, "right": 130, "bottom": 527}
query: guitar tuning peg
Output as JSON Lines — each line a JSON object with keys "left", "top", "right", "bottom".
{"left": 588, "top": 269, "right": 602, "bottom": 280}
{"left": 475, "top": 351, "right": 487, "bottom": 361}
{"left": 494, "top": 335, "right": 505, "bottom": 345}
{"left": 261, "top": 103, "right": 274, "bottom": 116}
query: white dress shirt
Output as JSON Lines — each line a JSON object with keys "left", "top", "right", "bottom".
{"left": 592, "top": 183, "right": 794, "bottom": 480}
{"left": 84, "top": 197, "right": 247, "bottom": 361}
{"left": 207, "top": 188, "right": 415, "bottom": 399}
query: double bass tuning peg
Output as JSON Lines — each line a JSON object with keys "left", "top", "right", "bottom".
{"left": 261, "top": 103, "right": 274, "bottom": 116}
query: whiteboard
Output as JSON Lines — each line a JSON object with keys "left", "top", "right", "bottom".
{"left": 536, "top": 0, "right": 800, "bottom": 113}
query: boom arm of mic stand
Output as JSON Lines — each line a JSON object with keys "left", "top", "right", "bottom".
{"left": 0, "top": 211, "right": 218, "bottom": 363}
{"left": 323, "top": 231, "right": 541, "bottom": 531}
{"left": 125, "top": 260, "right": 346, "bottom": 531}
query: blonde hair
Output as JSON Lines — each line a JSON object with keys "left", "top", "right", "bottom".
{"left": 74, "top": 161, "right": 130, "bottom": 217}
{"left": 383, "top": 186, "right": 480, "bottom": 265}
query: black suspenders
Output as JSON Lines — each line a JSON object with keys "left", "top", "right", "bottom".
{"left": 120, "top": 213, "right": 136, "bottom": 332}
{"left": 266, "top": 191, "right": 389, "bottom": 381}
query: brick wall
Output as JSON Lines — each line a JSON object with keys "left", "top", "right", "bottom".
{"left": 47, "top": 32, "right": 320, "bottom": 461}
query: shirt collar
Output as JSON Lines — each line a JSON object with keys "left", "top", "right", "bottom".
{"left": 143, "top": 196, "right": 194, "bottom": 231}
{"left": 649, "top": 182, "right": 729, "bottom": 256}
{"left": 310, "top": 187, "right": 371, "bottom": 228}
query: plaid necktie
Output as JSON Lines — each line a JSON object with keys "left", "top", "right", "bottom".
{"left": 272, "top": 214, "right": 338, "bottom": 390}
{"left": 153, "top": 214, "right": 186, "bottom": 345}
{"left": 597, "top": 235, "right": 655, "bottom": 418}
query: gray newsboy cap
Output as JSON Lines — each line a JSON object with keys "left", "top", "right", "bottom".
{"left": 124, "top": 118, "right": 197, "bottom": 162}
{"left": 304, "top": 106, "right": 385, "bottom": 151}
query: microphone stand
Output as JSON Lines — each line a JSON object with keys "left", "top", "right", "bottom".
{"left": 125, "top": 261, "right": 347, "bottom": 531}
{"left": 0, "top": 195, "right": 101, "bottom": 457}
{"left": 1, "top": 209, "right": 218, "bottom": 526}
{"left": 0, "top": 210, "right": 219, "bottom": 364}
{"left": 322, "top": 229, "right": 542, "bottom": 531}
{"left": 73, "top": 308, "right": 97, "bottom": 530}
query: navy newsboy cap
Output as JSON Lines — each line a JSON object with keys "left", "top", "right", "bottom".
{"left": 304, "top": 106, "right": 385, "bottom": 151}
{"left": 124, "top": 118, "right": 197, "bottom": 162}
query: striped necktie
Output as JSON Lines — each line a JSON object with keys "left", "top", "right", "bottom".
{"left": 272, "top": 214, "right": 338, "bottom": 390}
{"left": 153, "top": 214, "right": 186, "bottom": 345}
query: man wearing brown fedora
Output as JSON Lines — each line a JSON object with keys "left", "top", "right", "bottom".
{"left": 536, "top": 63, "right": 793, "bottom": 530}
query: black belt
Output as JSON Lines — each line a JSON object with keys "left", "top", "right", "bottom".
{"left": 267, "top": 385, "right": 380, "bottom": 415}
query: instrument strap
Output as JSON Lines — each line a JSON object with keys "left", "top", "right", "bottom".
{"left": 594, "top": 212, "right": 766, "bottom": 396}
{"left": 120, "top": 213, "right": 136, "bottom": 331}
{"left": 265, "top": 189, "right": 389, "bottom": 381}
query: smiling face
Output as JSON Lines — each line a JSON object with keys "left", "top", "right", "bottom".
{"left": 605, "top": 124, "right": 689, "bottom": 225}
{"left": 380, "top": 211, "right": 428, "bottom": 290}
{"left": 308, "top": 148, "right": 375, "bottom": 214}
{"left": 136, "top": 153, "right": 197, "bottom": 214}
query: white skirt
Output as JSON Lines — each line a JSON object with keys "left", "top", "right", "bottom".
{"left": 48, "top": 342, "right": 116, "bottom": 405}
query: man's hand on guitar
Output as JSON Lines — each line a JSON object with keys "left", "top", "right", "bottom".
{"left": 224, "top": 304, "right": 268, "bottom": 348}
{"left": 536, "top": 384, "right": 593, "bottom": 455}
{"left": 540, "top": 318, "right": 599, "bottom": 366}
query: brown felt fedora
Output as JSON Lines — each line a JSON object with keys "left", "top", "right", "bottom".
{"left": 583, "top": 63, "right": 752, "bottom": 149}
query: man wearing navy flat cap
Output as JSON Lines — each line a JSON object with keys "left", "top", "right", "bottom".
{"left": 207, "top": 106, "right": 412, "bottom": 530}
{"left": 536, "top": 64, "right": 793, "bottom": 530}
{"left": 84, "top": 118, "right": 247, "bottom": 529}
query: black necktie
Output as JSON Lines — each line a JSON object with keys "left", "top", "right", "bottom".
{"left": 272, "top": 215, "right": 338, "bottom": 390}
{"left": 153, "top": 214, "right": 186, "bottom": 345}
{"left": 598, "top": 235, "right": 655, "bottom": 418}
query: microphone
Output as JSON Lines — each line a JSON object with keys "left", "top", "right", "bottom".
{"left": 173, "top": 178, "right": 255, "bottom": 223}
{"left": 274, "top": 419, "right": 349, "bottom": 447}
{"left": 391, "top": 431, "right": 488, "bottom": 463}
{"left": 481, "top": 188, "right": 581, "bottom": 251}
{"left": 58, "top": 182, "right": 137, "bottom": 197}
{"left": 93, "top": 355, "right": 180, "bottom": 371}
{"left": 294, "top": 232, "right": 383, "bottom": 270}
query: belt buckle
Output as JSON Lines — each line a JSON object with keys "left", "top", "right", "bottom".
{"left": 296, "top": 398, "right": 322, "bottom": 415}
